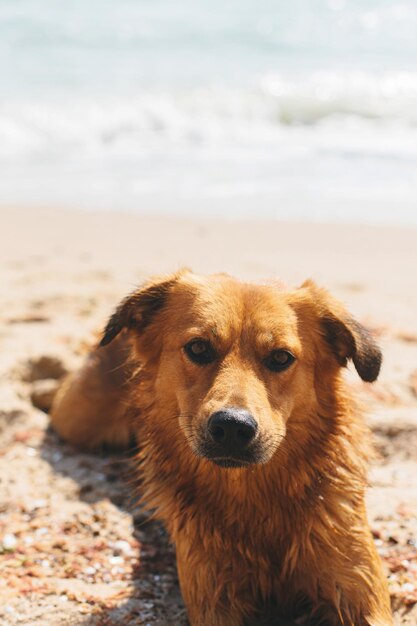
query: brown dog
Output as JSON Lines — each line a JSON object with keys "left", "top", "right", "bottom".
{"left": 50, "top": 270, "right": 392, "bottom": 626}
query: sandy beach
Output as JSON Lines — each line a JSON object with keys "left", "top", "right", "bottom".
{"left": 1, "top": 207, "right": 417, "bottom": 625}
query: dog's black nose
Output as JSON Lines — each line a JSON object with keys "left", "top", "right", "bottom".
{"left": 208, "top": 408, "right": 257, "bottom": 452}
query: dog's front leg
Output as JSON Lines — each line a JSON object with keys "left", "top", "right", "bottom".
{"left": 313, "top": 526, "right": 393, "bottom": 626}
{"left": 342, "top": 544, "right": 393, "bottom": 626}
{"left": 175, "top": 535, "right": 254, "bottom": 626}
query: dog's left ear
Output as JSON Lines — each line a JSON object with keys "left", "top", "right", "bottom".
{"left": 298, "top": 280, "right": 382, "bottom": 382}
{"left": 100, "top": 270, "right": 187, "bottom": 347}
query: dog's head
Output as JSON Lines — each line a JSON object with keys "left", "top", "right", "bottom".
{"left": 101, "top": 271, "right": 381, "bottom": 469}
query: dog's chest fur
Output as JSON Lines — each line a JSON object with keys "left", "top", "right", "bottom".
{"left": 131, "top": 370, "right": 373, "bottom": 624}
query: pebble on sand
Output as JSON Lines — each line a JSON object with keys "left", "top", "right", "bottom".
{"left": 30, "top": 379, "right": 60, "bottom": 413}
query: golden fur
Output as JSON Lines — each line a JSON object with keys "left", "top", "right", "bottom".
{"left": 50, "top": 270, "right": 392, "bottom": 625}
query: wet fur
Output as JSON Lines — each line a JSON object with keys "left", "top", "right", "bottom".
{"left": 50, "top": 271, "right": 392, "bottom": 626}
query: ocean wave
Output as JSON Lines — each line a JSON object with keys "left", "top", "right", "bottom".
{"left": 262, "top": 71, "right": 417, "bottom": 125}
{"left": 1, "top": 71, "right": 417, "bottom": 159}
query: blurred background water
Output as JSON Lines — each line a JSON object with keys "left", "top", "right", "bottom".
{"left": 1, "top": 0, "right": 417, "bottom": 223}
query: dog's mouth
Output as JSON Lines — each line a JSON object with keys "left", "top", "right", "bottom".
{"left": 193, "top": 426, "right": 276, "bottom": 468}
{"left": 209, "top": 456, "right": 254, "bottom": 469}
{"left": 196, "top": 443, "right": 264, "bottom": 468}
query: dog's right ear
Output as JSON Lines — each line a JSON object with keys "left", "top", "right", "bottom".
{"left": 296, "top": 280, "right": 382, "bottom": 383}
{"left": 100, "top": 271, "right": 186, "bottom": 347}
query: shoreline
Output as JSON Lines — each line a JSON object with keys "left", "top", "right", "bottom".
{"left": 3, "top": 201, "right": 417, "bottom": 229}
{"left": 4, "top": 202, "right": 417, "bottom": 225}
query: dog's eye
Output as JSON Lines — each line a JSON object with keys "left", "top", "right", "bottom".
{"left": 184, "top": 340, "right": 217, "bottom": 365}
{"left": 264, "top": 349, "right": 295, "bottom": 372}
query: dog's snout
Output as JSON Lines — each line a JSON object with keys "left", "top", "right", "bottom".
{"left": 208, "top": 408, "right": 257, "bottom": 451}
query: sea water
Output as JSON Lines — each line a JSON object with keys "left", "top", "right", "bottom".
{"left": 1, "top": 0, "right": 417, "bottom": 223}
